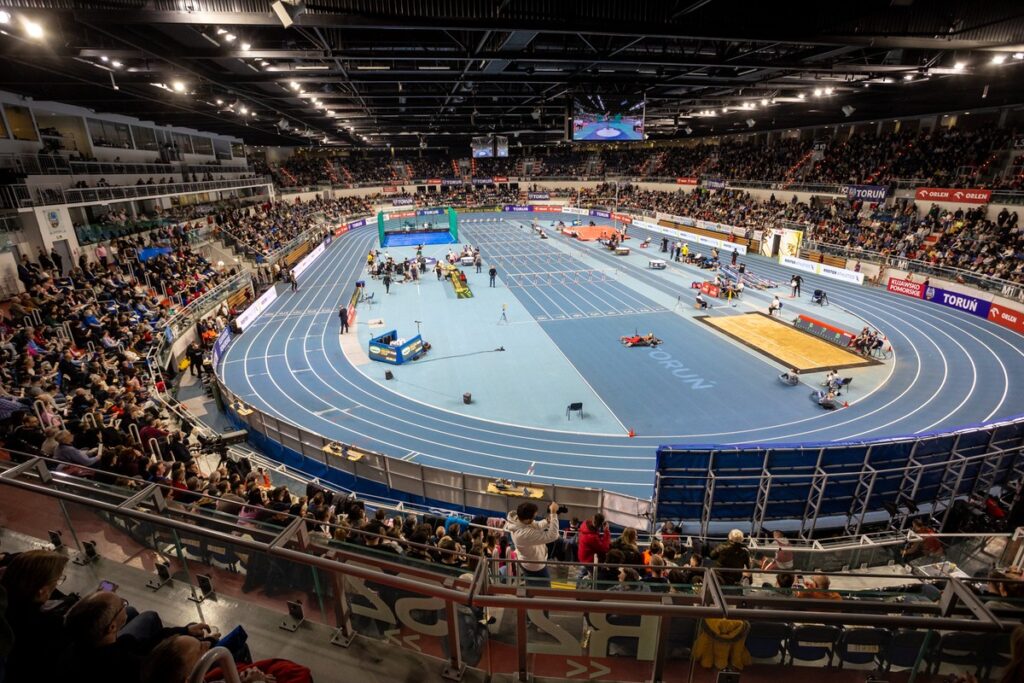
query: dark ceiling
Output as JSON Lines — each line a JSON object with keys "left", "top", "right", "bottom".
{"left": 0, "top": 0, "right": 1023, "bottom": 149}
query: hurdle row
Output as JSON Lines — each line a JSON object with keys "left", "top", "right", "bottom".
{"left": 505, "top": 269, "right": 610, "bottom": 288}
{"left": 493, "top": 253, "right": 576, "bottom": 267}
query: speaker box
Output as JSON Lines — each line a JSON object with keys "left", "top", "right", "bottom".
{"left": 385, "top": 371, "right": 394, "bottom": 380}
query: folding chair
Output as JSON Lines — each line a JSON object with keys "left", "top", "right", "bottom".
{"left": 566, "top": 402, "right": 584, "bottom": 420}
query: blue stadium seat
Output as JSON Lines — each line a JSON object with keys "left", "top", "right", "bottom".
{"left": 836, "top": 627, "right": 890, "bottom": 669}
{"left": 746, "top": 621, "right": 792, "bottom": 663}
{"left": 927, "top": 632, "right": 985, "bottom": 674}
{"left": 788, "top": 624, "right": 840, "bottom": 666}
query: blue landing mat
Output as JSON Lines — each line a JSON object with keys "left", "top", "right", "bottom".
{"left": 382, "top": 231, "right": 456, "bottom": 247}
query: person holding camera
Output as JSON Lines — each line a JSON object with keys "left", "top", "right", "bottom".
{"left": 505, "top": 501, "right": 561, "bottom": 588}
{"left": 577, "top": 513, "right": 611, "bottom": 566}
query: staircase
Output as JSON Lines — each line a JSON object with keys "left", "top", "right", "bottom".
{"left": 584, "top": 153, "right": 602, "bottom": 177}
{"left": 643, "top": 152, "right": 666, "bottom": 177}
{"left": 338, "top": 164, "right": 354, "bottom": 183}
{"left": 516, "top": 157, "right": 528, "bottom": 177}
{"left": 470, "top": 157, "right": 478, "bottom": 177}
{"left": 278, "top": 166, "right": 298, "bottom": 186}
{"left": 782, "top": 149, "right": 815, "bottom": 187}
{"left": 404, "top": 163, "right": 414, "bottom": 180}
{"left": 323, "top": 160, "right": 339, "bottom": 185}
{"left": 451, "top": 158, "right": 461, "bottom": 177}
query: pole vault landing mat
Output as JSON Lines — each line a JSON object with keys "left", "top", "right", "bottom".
{"left": 698, "top": 312, "right": 879, "bottom": 373}
{"left": 382, "top": 231, "right": 456, "bottom": 248}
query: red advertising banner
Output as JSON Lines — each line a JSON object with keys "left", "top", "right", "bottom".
{"left": 533, "top": 205, "right": 563, "bottom": 213}
{"left": 492, "top": 176, "right": 509, "bottom": 182}
{"left": 914, "top": 187, "right": 992, "bottom": 204}
{"left": 381, "top": 186, "right": 398, "bottom": 194}
{"left": 887, "top": 277, "right": 925, "bottom": 299}
{"left": 610, "top": 212, "right": 633, "bottom": 224}
{"left": 426, "top": 179, "right": 442, "bottom": 185}
{"left": 334, "top": 225, "right": 349, "bottom": 237}
{"left": 989, "top": 303, "right": 1024, "bottom": 335}
{"left": 676, "top": 177, "right": 698, "bottom": 185}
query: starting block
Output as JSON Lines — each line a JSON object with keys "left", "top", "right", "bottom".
{"left": 648, "top": 259, "right": 666, "bottom": 269}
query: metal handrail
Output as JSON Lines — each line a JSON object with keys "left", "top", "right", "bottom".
{"left": 187, "top": 647, "right": 241, "bottom": 683}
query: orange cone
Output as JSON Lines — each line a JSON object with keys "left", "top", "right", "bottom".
{"left": 843, "top": 401, "right": 849, "bottom": 408}
{"left": 628, "top": 428, "right": 636, "bottom": 438}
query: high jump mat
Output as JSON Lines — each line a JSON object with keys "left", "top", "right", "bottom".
{"left": 698, "top": 312, "right": 879, "bottom": 373}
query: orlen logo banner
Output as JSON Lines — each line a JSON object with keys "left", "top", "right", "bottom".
{"left": 914, "top": 187, "right": 992, "bottom": 204}
{"left": 533, "top": 205, "right": 563, "bottom": 213}
{"left": 924, "top": 286, "right": 991, "bottom": 318}
{"left": 675, "top": 177, "right": 698, "bottom": 185}
{"left": 610, "top": 212, "right": 632, "bottom": 224}
{"left": 887, "top": 277, "right": 925, "bottom": 299}
{"left": 989, "top": 304, "right": 1024, "bottom": 335}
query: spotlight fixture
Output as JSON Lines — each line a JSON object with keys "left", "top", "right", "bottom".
{"left": 824, "top": 87, "right": 834, "bottom": 95}
{"left": 111, "top": 60, "right": 122, "bottom": 68}
{"left": 271, "top": 0, "right": 306, "bottom": 28}
{"left": 216, "top": 98, "right": 224, "bottom": 105}
{"left": 813, "top": 88, "right": 822, "bottom": 97}
{"left": 21, "top": 17, "right": 44, "bottom": 39}
{"left": 1014, "top": 53, "right": 1024, "bottom": 60}
{"left": 0, "top": 10, "right": 10, "bottom": 24}
{"left": 225, "top": 33, "right": 236, "bottom": 42}
{"left": 797, "top": 92, "right": 806, "bottom": 99}
{"left": 239, "top": 105, "right": 248, "bottom": 114}
{"left": 991, "top": 54, "right": 1007, "bottom": 65}
{"left": 289, "top": 81, "right": 300, "bottom": 90}
{"left": 171, "top": 80, "right": 186, "bottom": 92}
{"left": 241, "top": 42, "right": 251, "bottom": 51}
{"left": 841, "top": 105, "right": 856, "bottom": 117}
{"left": 760, "top": 98, "right": 768, "bottom": 106}
{"left": 904, "top": 74, "right": 914, "bottom": 81}
{"left": 953, "top": 61, "right": 966, "bottom": 71}
{"left": 100, "top": 55, "right": 109, "bottom": 62}
{"left": 745, "top": 118, "right": 755, "bottom": 128}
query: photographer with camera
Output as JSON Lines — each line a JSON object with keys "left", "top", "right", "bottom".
{"left": 505, "top": 501, "right": 562, "bottom": 588}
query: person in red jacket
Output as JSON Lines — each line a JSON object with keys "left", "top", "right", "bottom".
{"left": 577, "top": 512, "right": 611, "bottom": 565}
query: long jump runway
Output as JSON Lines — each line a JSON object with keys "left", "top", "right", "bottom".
{"left": 219, "top": 217, "right": 1024, "bottom": 498}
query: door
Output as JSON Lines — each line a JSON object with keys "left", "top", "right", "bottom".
{"left": 53, "top": 239, "right": 73, "bottom": 276}
{"left": 770, "top": 233, "right": 781, "bottom": 258}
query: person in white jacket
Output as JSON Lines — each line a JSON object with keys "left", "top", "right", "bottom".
{"left": 505, "top": 502, "right": 561, "bottom": 587}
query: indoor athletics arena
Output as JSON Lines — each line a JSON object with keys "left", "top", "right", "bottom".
{"left": 1, "top": 2, "right": 1024, "bottom": 682}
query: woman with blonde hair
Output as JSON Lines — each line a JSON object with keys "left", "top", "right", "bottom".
{"left": 610, "top": 527, "right": 643, "bottom": 567}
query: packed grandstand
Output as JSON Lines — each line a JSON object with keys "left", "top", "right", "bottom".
{"left": 2, "top": 3, "right": 1024, "bottom": 683}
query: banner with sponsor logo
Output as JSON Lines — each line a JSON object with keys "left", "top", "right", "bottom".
{"left": 610, "top": 212, "right": 632, "bottom": 224}
{"left": 492, "top": 176, "right": 509, "bottom": 183}
{"left": 212, "top": 328, "right": 232, "bottom": 367}
{"left": 441, "top": 178, "right": 463, "bottom": 186}
{"left": 887, "top": 277, "right": 925, "bottom": 299}
{"left": 391, "top": 197, "right": 414, "bottom": 206}
{"left": 779, "top": 255, "right": 864, "bottom": 285}
{"left": 923, "top": 286, "right": 991, "bottom": 318}
{"left": 844, "top": 184, "right": 888, "bottom": 202}
{"left": 563, "top": 206, "right": 590, "bottom": 216}
{"left": 426, "top": 179, "right": 442, "bottom": 185}
{"left": 417, "top": 208, "right": 444, "bottom": 216}
{"left": 502, "top": 205, "right": 532, "bottom": 212}
{"left": 382, "top": 186, "right": 399, "bottom": 194}
{"left": 471, "top": 178, "right": 491, "bottom": 185}
{"left": 236, "top": 287, "right": 278, "bottom": 332}
{"left": 675, "top": 177, "right": 698, "bottom": 185}
{"left": 989, "top": 303, "right": 1024, "bottom": 335}
{"left": 704, "top": 179, "right": 726, "bottom": 190}
{"left": 629, "top": 220, "right": 747, "bottom": 255}
{"left": 381, "top": 210, "right": 415, "bottom": 221}
{"left": 532, "top": 205, "right": 563, "bottom": 213}
{"left": 590, "top": 210, "right": 610, "bottom": 219}
{"left": 915, "top": 187, "right": 992, "bottom": 204}
{"left": 527, "top": 192, "right": 550, "bottom": 200}
{"left": 348, "top": 218, "right": 367, "bottom": 229}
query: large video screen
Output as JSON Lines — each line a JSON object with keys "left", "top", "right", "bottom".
{"left": 572, "top": 94, "right": 645, "bottom": 142}
{"left": 495, "top": 135, "right": 508, "bottom": 158}
{"left": 471, "top": 136, "right": 493, "bottom": 158}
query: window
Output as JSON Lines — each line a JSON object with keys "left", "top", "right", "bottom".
{"left": 191, "top": 135, "right": 213, "bottom": 156}
{"left": 172, "top": 132, "right": 193, "bottom": 154}
{"left": 231, "top": 142, "right": 245, "bottom": 159}
{"left": 4, "top": 105, "right": 38, "bottom": 141}
{"left": 213, "top": 138, "right": 232, "bottom": 160}
{"left": 0, "top": 110, "right": 8, "bottom": 139}
{"left": 131, "top": 125, "right": 158, "bottom": 151}
{"left": 87, "top": 118, "right": 133, "bottom": 148}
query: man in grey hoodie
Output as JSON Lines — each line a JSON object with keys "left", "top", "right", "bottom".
{"left": 505, "top": 501, "right": 561, "bottom": 588}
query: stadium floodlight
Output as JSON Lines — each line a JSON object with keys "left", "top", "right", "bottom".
{"left": 745, "top": 118, "right": 755, "bottom": 128}
{"left": 842, "top": 105, "right": 856, "bottom": 117}
{"left": 991, "top": 54, "right": 1007, "bottom": 65}
{"left": 271, "top": 0, "right": 306, "bottom": 28}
